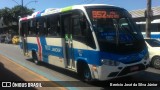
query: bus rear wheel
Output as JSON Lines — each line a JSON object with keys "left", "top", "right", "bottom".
{"left": 32, "top": 51, "right": 39, "bottom": 65}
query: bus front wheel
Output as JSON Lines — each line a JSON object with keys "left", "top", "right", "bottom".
{"left": 78, "top": 62, "right": 92, "bottom": 82}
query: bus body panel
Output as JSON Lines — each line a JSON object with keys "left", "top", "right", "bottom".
{"left": 19, "top": 4, "right": 149, "bottom": 80}
{"left": 98, "top": 57, "right": 149, "bottom": 80}
{"left": 25, "top": 37, "right": 65, "bottom": 68}
{"left": 137, "top": 19, "right": 160, "bottom": 39}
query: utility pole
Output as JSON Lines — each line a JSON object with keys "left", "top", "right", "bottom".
{"left": 22, "top": 0, "right": 23, "bottom": 7}
{"left": 145, "top": 0, "right": 152, "bottom": 38}
{"left": 21, "top": 0, "right": 23, "bottom": 17}
{"left": 12, "top": 0, "right": 37, "bottom": 17}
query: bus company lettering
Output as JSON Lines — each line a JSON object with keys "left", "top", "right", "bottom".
{"left": 45, "top": 45, "right": 51, "bottom": 50}
{"left": 52, "top": 48, "right": 61, "bottom": 52}
{"left": 45, "top": 45, "right": 61, "bottom": 53}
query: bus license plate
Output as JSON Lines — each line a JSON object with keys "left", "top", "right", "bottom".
{"left": 130, "top": 66, "right": 139, "bottom": 71}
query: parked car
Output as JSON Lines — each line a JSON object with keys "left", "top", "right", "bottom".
{"left": 145, "top": 38, "right": 160, "bottom": 69}
{"left": 12, "top": 35, "right": 19, "bottom": 44}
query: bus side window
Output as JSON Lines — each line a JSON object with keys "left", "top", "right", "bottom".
{"left": 21, "top": 21, "right": 28, "bottom": 36}
{"left": 81, "top": 18, "right": 96, "bottom": 49}
{"left": 20, "top": 22, "right": 24, "bottom": 36}
{"left": 152, "top": 24, "right": 158, "bottom": 32}
{"left": 47, "top": 15, "right": 60, "bottom": 37}
{"left": 72, "top": 16, "right": 81, "bottom": 36}
{"left": 28, "top": 19, "right": 38, "bottom": 36}
{"left": 72, "top": 10, "right": 96, "bottom": 49}
{"left": 28, "top": 20, "right": 34, "bottom": 36}
{"left": 36, "top": 18, "right": 46, "bottom": 36}
{"left": 158, "top": 23, "right": 160, "bottom": 32}
{"left": 43, "top": 19, "right": 48, "bottom": 36}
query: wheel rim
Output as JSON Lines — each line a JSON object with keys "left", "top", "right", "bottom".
{"left": 32, "top": 52, "right": 38, "bottom": 64}
{"left": 83, "top": 68, "right": 91, "bottom": 80}
{"left": 34, "top": 59, "right": 38, "bottom": 64}
{"left": 154, "top": 58, "right": 160, "bottom": 68}
{"left": 84, "top": 70, "right": 90, "bottom": 79}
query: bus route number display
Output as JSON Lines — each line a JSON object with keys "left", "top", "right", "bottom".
{"left": 92, "top": 11, "right": 119, "bottom": 19}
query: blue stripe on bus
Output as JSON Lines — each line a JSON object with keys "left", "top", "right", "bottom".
{"left": 100, "top": 48, "right": 147, "bottom": 64}
{"left": 151, "top": 34, "right": 160, "bottom": 38}
{"left": 143, "top": 34, "right": 160, "bottom": 39}
{"left": 73, "top": 48, "right": 147, "bottom": 65}
{"left": 26, "top": 42, "right": 147, "bottom": 66}
{"left": 27, "top": 43, "right": 38, "bottom": 51}
{"left": 39, "top": 36, "right": 48, "bottom": 63}
{"left": 27, "top": 43, "right": 63, "bottom": 58}
{"left": 73, "top": 49, "right": 101, "bottom": 65}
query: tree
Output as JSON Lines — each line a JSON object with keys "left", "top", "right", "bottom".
{"left": 0, "top": 5, "right": 34, "bottom": 26}
{"left": 0, "top": 5, "right": 34, "bottom": 34}
{"left": 0, "top": 7, "right": 13, "bottom": 26}
{"left": 11, "top": 5, "right": 35, "bottom": 23}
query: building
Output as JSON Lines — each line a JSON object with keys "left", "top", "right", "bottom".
{"left": 130, "top": 6, "right": 160, "bottom": 39}
{"left": 130, "top": 6, "right": 160, "bottom": 22}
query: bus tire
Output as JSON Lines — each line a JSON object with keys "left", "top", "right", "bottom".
{"left": 151, "top": 56, "right": 160, "bottom": 69}
{"left": 32, "top": 51, "right": 39, "bottom": 65}
{"left": 77, "top": 61, "right": 92, "bottom": 82}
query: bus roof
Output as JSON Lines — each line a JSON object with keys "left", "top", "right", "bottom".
{"left": 19, "top": 4, "right": 118, "bottom": 21}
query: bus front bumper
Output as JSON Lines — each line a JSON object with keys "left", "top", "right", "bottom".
{"left": 97, "top": 58, "right": 150, "bottom": 81}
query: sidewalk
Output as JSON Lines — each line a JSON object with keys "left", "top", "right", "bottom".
{"left": 0, "top": 54, "right": 67, "bottom": 90}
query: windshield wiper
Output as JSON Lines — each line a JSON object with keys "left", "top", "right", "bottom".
{"left": 113, "top": 19, "right": 120, "bottom": 46}
{"left": 114, "top": 23, "right": 119, "bottom": 46}
{"left": 120, "top": 25, "right": 138, "bottom": 41}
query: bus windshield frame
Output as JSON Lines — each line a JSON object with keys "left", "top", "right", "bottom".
{"left": 85, "top": 6, "right": 145, "bottom": 54}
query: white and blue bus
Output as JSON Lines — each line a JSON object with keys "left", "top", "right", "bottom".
{"left": 136, "top": 19, "right": 160, "bottom": 39}
{"left": 19, "top": 4, "right": 149, "bottom": 81}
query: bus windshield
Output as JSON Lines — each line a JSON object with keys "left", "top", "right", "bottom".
{"left": 86, "top": 6, "right": 145, "bottom": 54}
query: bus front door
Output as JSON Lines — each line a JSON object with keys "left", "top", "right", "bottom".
{"left": 61, "top": 14, "right": 75, "bottom": 70}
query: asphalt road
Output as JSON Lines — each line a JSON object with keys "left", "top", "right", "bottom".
{"left": 0, "top": 43, "right": 160, "bottom": 90}
{"left": 0, "top": 54, "right": 67, "bottom": 90}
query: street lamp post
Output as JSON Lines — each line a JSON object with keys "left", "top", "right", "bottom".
{"left": 145, "top": 0, "right": 152, "bottom": 38}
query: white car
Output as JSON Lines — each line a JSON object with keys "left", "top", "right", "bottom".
{"left": 145, "top": 39, "right": 160, "bottom": 69}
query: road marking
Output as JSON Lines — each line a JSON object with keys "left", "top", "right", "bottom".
{"left": 0, "top": 55, "right": 67, "bottom": 90}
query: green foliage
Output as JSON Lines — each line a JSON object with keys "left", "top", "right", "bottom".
{"left": 0, "top": 7, "right": 13, "bottom": 25}
{"left": 0, "top": 5, "right": 34, "bottom": 26}
{"left": 12, "top": 5, "right": 34, "bottom": 19}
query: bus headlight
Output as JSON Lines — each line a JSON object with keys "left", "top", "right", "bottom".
{"left": 101, "top": 59, "right": 120, "bottom": 66}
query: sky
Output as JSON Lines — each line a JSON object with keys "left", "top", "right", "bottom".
{"left": 0, "top": 0, "right": 160, "bottom": 12}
